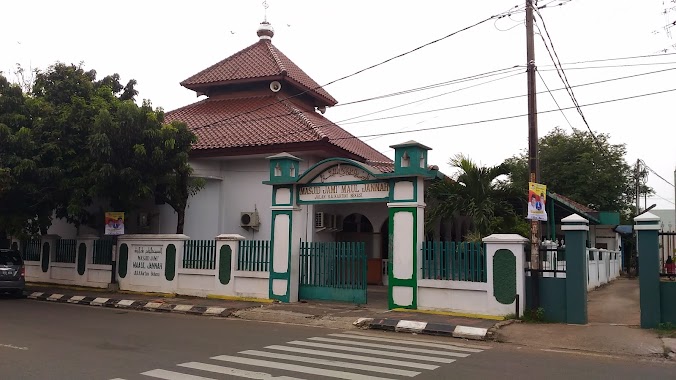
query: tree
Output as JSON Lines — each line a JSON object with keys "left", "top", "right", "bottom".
{"left": 0, "top": 74, "right": 59, "bottom": 237}
{"left": 426, "top": 154, "right": 528, "bottom": 239}
{"left": 0, "top": 63, "right": 201, "bottom": 235}
{"left": 505, "top": 128, "right": 634, "bottom": 216}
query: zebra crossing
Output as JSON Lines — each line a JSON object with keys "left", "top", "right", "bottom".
{"left": 111, "top": 331, "right": 488, "bottom": 380}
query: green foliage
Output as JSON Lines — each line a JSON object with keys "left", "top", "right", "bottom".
{"left": 522, "top": 307, "right": 546, "bottom": 323}
{"left": 505, "top": 127, "right": 634, "bottom": 216}
{"left": 0, "top": 63, "right": 200, "bottom": 235}
{"left": 426, "top": 154, "right": 527, "bottom": 238}
{"left": 657, "top": 322, "right": 676, "bottom": 338}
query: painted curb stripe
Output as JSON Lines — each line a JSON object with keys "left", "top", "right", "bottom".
{"left": 452, "top": 326, "right": 488, "bottom": 340}
{"left": 116, "top": 299, "right": 135, "bottom": 307}
{"left": 173, "top": 304, "right": 194, "bottom": 312}
{"left": 204, "top": 307, "right": 227, "bottom": 315}
{"left": 47, "top": 294, "right": 64, "bottom": 301}
{"left": 68, "top": 296, "right": 85, "bottom": 303}
{"left": 395, "top": 320, "right": 427, "bottom": 333}
{"left": 91, "top": 297, "right": 109, "bottom": 305}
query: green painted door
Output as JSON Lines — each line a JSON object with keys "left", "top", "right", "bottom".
{"left": 298, "top": 241, "right": 367, "bottom": 304}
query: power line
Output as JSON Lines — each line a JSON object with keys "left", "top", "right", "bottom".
{"left": 641, "top": 160, "right": 676, "bottom": 187}
{"left": 536, "top": 69, "right": 575, "bottom": 130}
{"left": 336, "top": 66, "right": 676, "bottom": 127}
{"left": 326, "top": 87, "right": 676, "bottom": 141}
{"left": 649, "top": 194, "right": 676, "bottom": 205}
{"left": 534, "top": 8, "right": 606, "bottom": 153}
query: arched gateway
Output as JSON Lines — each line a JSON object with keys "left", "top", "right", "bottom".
{"left": 264, "top": 141, "right": 436, "bottom": 309}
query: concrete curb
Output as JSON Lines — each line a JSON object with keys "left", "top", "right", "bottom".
{"left": 25, "top": 291, "right": 233, "bottom": 318}
{"left": 355, "top": 317, "right": 489, "bottom": 340}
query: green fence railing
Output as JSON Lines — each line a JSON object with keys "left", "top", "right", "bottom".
{"left": 421, "top": 241, "right": 487, "bottom": 282}
{"left": 183, "top": 240, "right": 216, "bottom": 270}
{"left": 299, "top": 241, "right": 367, "bottom": 289}
{"left": 21, "top": 239, "right": 42, "bottom": 261}
{"left": 238, "top": 240, "right": 270, "bottom": 272}
{"left": 55, "top": 239, "right": 77, "bottom": 263}
{"left": 93, "top": 239, "right": 113, "bottom": 265}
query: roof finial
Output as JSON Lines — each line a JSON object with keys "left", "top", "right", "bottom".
{"left": 262, "top": 0, "right": 269, "bottom": 22}
{"left": 257, "top": 1, "right": 274, "bottom": 41}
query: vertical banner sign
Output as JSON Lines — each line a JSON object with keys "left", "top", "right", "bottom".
{"left": 527, "top": 182, "right": 548, "bottom": 221}
{"left": 105, "top": 212, "right": 125, "bottom": 235}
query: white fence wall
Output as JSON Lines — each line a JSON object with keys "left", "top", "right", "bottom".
{"left": 586, "top": 248, "right": 621, "bottom": 291}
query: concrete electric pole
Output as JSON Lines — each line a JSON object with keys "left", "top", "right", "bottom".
{"left": 526, "top": 0, "right": 541, "bottom": 306}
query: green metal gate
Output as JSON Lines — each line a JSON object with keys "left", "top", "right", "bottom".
{"left": 299, "top": 241, "right": 367, "bottom": 304}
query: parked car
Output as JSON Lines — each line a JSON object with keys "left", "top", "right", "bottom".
{"left": 0, "top": 249, "right": 25, "bottom": 297}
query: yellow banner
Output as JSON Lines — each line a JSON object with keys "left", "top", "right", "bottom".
{"left": 527, "top": 182, "right": 548, "bottom": 221}
{"left": 105, "top": 212, "right": 125, "bottom": 235}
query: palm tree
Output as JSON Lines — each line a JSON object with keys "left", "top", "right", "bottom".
{"left": 426, "top": 154, "right": 522, "bottom": 239}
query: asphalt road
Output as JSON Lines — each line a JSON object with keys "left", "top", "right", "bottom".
{"left": 1, "top": 297, "right": 674, "bottom": 380}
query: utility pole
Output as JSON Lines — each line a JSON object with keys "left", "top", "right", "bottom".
{"left": 635, "top": 159, "right": 641, "bottom": 276}
{"left": 526, "top": 0, "right": 541, "bottom": 306}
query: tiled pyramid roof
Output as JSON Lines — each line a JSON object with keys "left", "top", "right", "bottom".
{"left": 180, "top": 40, "right": 337, "bottom": 106}
{"left": 164, "top": 95, "right": 393, "bottom": 170}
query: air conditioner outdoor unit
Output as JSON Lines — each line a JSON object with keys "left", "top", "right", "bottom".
{"left": 240, "top": 211, "right": 260, "bottom": 230}
{"left": 315, "top": 212, "right": 326, "bottom": 229}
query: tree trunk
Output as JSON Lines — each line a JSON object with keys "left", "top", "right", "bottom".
{"left": 176, "top": 207, "right": 185, "bottom": 234}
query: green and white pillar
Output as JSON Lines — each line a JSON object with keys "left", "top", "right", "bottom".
{"left": 562, "top": 213, "right": 589, "bottom": 325}
{"left": 266, "top": 153, "right": 302, "bottom": 302}
{"left": 387, "top": 141, "right": 432, "bottom": 309}
{"left": 635, "top": 212, "right": 661, "bottom": 328}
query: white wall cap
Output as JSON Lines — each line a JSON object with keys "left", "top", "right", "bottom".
{"left": 561, "top": 224, "right": 589, "bottom": 231}
{"left": 561, "top": 213, "right": 589, "bottom": 224}
{"left": 634, "top": 212, "right": 660, "bottom": 223}
{"left": 634, "top": 224, "right": 662, "bottom": 231}
{"left": 117, "top": 234, "right": 190, "bottom": 241}
{"left": 216, "top": 234, "right": 246, "bottom": 241}
{"left": 482, "top": 234, "right": 528, "bottom": 243}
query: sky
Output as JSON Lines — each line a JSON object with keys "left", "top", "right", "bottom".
{"left": 1, "top": 0, "right": 675, "bottom": 212}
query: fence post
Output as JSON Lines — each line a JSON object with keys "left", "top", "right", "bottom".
{"left": 562, "top": 213, "right": 589, "bottom": 325}
{"left": 483, "top": 234, "right": 528, "bottom": 317}
{"left": 75, "top": 234, "right": 97, "bottom": 282}
{"left": 215, "top": 234, "right": 244, "bottom": 287}
{"left": 635, "top": 212, "right": 661, "bottom": 329}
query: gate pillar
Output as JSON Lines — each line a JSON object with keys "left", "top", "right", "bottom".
{"left": 266, "top": 153, "right": 303, "bottom": 302}
{"left": 562, "top": 213, "right": 589, "bottom": 325}
{"left": 635, "top": 212, "right": 661, "bottom": 328}
{"left": 387, "top": 141, "right": 432, "bottom": 309}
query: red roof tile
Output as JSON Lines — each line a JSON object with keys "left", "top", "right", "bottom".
{"left": 165, "top": 95, "right": 392, "bottom": 168}
{"left": 180, "top": 40, "right": 337, "bottom": 106}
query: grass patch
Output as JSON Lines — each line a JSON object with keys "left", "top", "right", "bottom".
{"left": 656, "top": 322, "right": 676, "bottom": 338}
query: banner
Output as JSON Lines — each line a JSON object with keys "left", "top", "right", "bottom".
{"left": 527, "top": 182, "right": 548, "bottom": 221}
{"left": 105, "top": 212, "right": 125, "bottom": 235}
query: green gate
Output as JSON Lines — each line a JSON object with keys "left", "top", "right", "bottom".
{"left": 299, "top": 241, "right": 367, "bottom": 304}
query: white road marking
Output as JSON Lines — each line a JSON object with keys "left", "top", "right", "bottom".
{"left": 47, "top": 293, "right": 64, "bottom": 300}
{"left": 0, "top": 343, "right": 28, "bottom": 350}
{"left": 328, "top": 333, "right": 485, "bottom": 353}
{"left": 307, "top": 337, "right": 470, "bottom": 358}
{"left": 264, "top": 345, "right": 438, "bottom": 370}
{"left": 287, "top": 341, "right": 456, "bottom": 363}
{"left": 179, "top": 362, "right": 305, "bottom": 379}
{"left": 342, "top": 332, "right": 489, "bottom": 349}
{"left": 173, "top": 305, "right": 193, "bottom": 312}
{"left": 28, "top": 292, "right": 43, "bottom": 298}
{"left": 68, "top": 295, "right": 85, "bottom": 303}
{"left": 116, "top": 299, "right": 135, "bottom": 306}
{"left": 240, "top": 350, "right": 420, "bottom": 377}
{"left": 212, "top": 354, "right": 396, "bottom": 380}
{"left": 142, "top": 368, "right": 216, "bottom": 380}
{"left": 144, "top": 302, "right": 163, "bottom": 308}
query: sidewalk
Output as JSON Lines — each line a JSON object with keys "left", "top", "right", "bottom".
{"left": 22, "top": 283, "right": 499, "bottom": 340}
{"left": 494, "top": 277, "right": 671, "bottom": 359}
